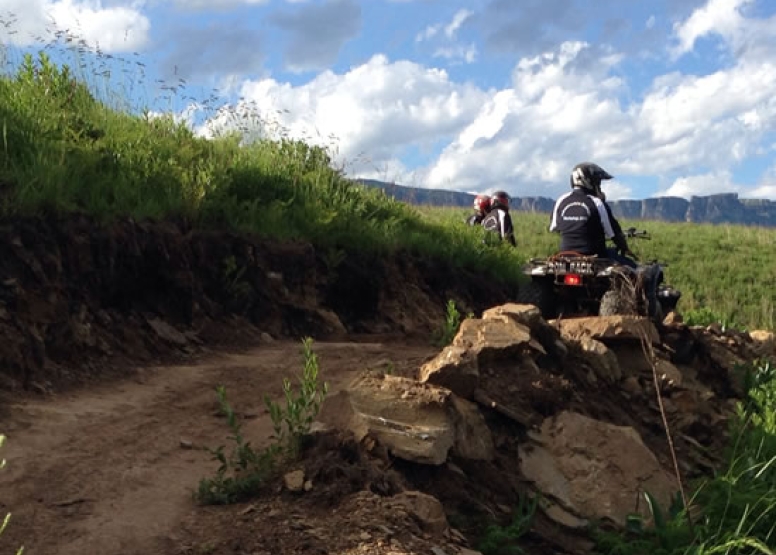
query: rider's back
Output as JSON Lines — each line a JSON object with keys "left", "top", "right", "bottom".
{"left": 549, "top": 189, "right": 608, "bottom": 256}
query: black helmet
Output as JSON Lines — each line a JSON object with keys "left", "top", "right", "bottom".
{"left": 570, "top": 162, "right": 613, "bottom": 193}
{"left": 491, "top": 190, "right": 510, "bottom": 210}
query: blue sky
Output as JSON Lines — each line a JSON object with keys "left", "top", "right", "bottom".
{"left": 4, "top": 0, "right": 776, "bottom": 201}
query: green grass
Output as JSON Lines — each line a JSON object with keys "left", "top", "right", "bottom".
{"left": 0, "top": 42, "right": 774, "bottom": 330}
{"left": 0, "top": 48, "right": 526, "bottom": 287}
{"left": 425, "top": 207, "right": 776, "bottom": 330}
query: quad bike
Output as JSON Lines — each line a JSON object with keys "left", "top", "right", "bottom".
{"left": 518, "top": 228, "right": 681, "bottom": 322}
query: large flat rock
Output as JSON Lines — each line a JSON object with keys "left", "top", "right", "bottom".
{"left": 519, "top": 410, "right": 678, "bottom": 527}
{"left": 320, "top": 375, "right": 494, "bottom": 465}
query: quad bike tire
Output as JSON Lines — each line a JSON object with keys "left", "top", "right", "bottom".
{"left": 599, "top": 275, "right": 664, "bottom": 323}
{"left": 517, "top": 279, "right": 557, "bottom": 320}
{"left": 598, "top": 288, "right": 635, "bottom": 317}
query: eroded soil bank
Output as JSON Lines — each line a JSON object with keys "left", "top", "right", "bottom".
{"left": 0, "top": 214, "right": 516, "bottom": 391}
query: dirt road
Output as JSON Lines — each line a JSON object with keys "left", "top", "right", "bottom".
{"left": 0, "top": 340, "right": 436, "bottom": 555}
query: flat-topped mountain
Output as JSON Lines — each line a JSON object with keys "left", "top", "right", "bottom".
{"left": 357, "top": 179, "right": 776, "bottom": 226}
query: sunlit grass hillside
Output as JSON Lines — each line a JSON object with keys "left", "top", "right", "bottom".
{"left": 427, "top": 208, "right": 776, "bottom": 330}
{"left": 0, "top": 50, "right": 525, "bottom": 285}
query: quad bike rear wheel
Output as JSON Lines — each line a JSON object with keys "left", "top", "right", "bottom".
{"left": 598, "top": 273, "right": 638, "bottom": 317}
{"left": 598, "top": 289, "right": 633, "bottom": 317}
{"left": 599, "top": 272, "right": 664, "bottom": 323}
{"left": 517, "top": 279, "right": 557, "bottom": 320}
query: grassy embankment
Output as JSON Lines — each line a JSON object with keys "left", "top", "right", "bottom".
{"left": 0, "top": 48, "right": 524, "bottom": 287}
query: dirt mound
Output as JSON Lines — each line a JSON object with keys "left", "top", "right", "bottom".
{"left": 0, "top": 214, "right": 516, "bottom": 392}
{"left": 239, "top": 305, "right": 773, "bottom": 554}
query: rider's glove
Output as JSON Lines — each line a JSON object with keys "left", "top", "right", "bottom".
{"left": 613, "top": 233, "right": 630, "bottom": 256}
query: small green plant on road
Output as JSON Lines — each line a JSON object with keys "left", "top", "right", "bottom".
{"left": 196, "top": 337, "right": 328, "bottom": 505}
{"left": 195, "top": 386, "right": 280, "bottom": 505}
{"left": 265, "top": 336, "right": 329, "bottom": 457}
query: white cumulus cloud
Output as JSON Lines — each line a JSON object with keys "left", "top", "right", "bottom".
{"left": 671, "top": 0, "right": 751, "bottom": 56}
{"left": 0, "top": 0, "right": 149, "bottom": 52}
{"left": 198, "top": 54, "right": 490, "bottom": 181}
{"left": 422, "top": 41, "right": 629, "bottom": 195}
{"left": 658, "top": 170, "right": 737, "bottom": 198}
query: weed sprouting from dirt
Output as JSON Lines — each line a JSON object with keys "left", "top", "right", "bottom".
{"left": 434, "top": 299, "right": 465, "bottom": 347}
{"left": 221, "top": 255, "right": 252, "bottom": 306}
{"left": 477, "top": 493, "right": 538, "bottom": 555}
{"left": 195, "top": 386, "right": 281, "bottom": 505}
{"left": 265, "top": 337, "right": 329, "bottom": 458}
{"left": 196, "top": 337, "right": 328, "bottom": 505}
{"left": 0, "top": 435, "right": 25, "bottom": 554}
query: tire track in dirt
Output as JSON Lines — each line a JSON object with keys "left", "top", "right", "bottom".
{"left": 0, "top": 341, "right": 435, "bottom": 555}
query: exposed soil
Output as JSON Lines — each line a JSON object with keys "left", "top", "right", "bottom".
{"left": 0, "top": 340, "right": 438, "bottom": 555}
{"left": 0, "top": 214, "right": 517, "bottom": 555}
{"left": 0, "top": 214, "right": 517, "bottom": 392}
{"left": 0, "top": 215, "right": 766, "bottom": 555}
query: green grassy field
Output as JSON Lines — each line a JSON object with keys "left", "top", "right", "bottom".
{"left": 427, "top": 208, "right": 776, "bottom": 330}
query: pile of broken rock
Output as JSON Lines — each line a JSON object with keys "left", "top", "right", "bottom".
{"left": 297, "top": 304, "right": 775, "bottom": 554}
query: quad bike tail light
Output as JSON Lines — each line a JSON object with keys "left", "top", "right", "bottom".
{"left": 563, "top": 274, "right": 582, "bottom": 286}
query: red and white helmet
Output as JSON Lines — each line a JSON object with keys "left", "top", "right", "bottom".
{"left": 473, "top": 194, "right": 491, "bottom": 213}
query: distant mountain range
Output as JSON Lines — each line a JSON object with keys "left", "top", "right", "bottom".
{"left": 356, "top": 179, "right": 776, "bottom": 227}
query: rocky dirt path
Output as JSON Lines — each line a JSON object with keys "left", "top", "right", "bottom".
{"left": 0, "top": 340, "right": 436, "bottom": 555}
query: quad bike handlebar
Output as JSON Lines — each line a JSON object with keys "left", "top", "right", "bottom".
{"left": 623, "top": 227, "right": 650, "bottom": 240}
